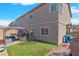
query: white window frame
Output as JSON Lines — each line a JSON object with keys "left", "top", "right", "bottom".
{"left": 58, "top": 3, "right": 63, "bottom": 13}
{"left": 49, "top": 3, "right": 63, "bottom": 14}
{"left": 40, "top": 27, "right": 49, "bottom": 36}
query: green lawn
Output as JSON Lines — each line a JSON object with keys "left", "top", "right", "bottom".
{"left": 70, "top": 32, "right": 75, "bottom": 36}
{"left": 7, "top": 41, "right": 57, "bottom": 56}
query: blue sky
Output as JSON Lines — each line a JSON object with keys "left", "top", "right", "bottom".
{"left": 0, "top": 3, "right": 79, "bottom": 26}
{"left": 70, "top": 3, "right": 79, "bottom": 25}
{"left": 0, "top": 3, "right": 40, "bottom": 26}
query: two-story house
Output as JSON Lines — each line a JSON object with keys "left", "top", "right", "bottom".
{"left": 9, "top": 3, "right": 72, "bottom": 45}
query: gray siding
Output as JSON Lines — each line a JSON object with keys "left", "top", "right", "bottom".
{"left": 14, "top": 4, "right": 59, "bottom": 44}
{"left": 28, "top": 4, "right": 58, "bottom": 44}
{"left": 33, "top": 22, "right": 58, "bottom": 44}
{"left": 58, "top": 4, "right": 71, "bottom": 45}
{"left": 28, "top": 4, "right": 58, "bottom": 24}
{"left": 58, "top": 4, "right": 71, "bottom": 24}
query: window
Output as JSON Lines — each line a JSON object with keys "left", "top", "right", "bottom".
{"left": 29, "top": 14, "right": 33, "bottom": 19}
{"left": 28, "top": 25, "right": 33, "bottom": 29}
{"left": 58, "top": 3, "right": 63, "bottom": 12}
{"left": 41, "top": 28, "right": 48, "bottom": 35}
{"left": 50, "top": 3, "right": 63, "bottom": 14}
{"left": 50, "top": 3, "right": 58, "bottom": 13}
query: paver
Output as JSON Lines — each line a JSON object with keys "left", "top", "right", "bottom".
{"left": 0, "top": 49, "right": 8, "bottom": 56}
{"left": 48, "top": 43, "right": 70, "bottom": 56}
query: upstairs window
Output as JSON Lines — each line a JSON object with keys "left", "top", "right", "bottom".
{"left": 29, "top": 14, "right": 33, "bottom": 19}
{"left": 50, "top": 3, "right": 63, "bottom": 14}
{"left": 58, "top": 3, "right": 63, "bottom": 13}
{"left": 50, "top": 3, "right": 58, "bottom": 13}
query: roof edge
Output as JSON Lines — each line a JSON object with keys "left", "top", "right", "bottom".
{"left": 67, "top": 3, "right": 72, "bottom": 17}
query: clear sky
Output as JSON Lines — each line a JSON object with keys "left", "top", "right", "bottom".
{"left": 0, "top": 3, "right": 79, "bottom": 26}
{"left": 0, "top": 3, "right": 40, "bottom": 26}
{"left": 70, "top": 3, "right": 79, "bottom": 25}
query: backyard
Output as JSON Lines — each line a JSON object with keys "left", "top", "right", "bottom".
{"left": 7, "top": 40, "right": 57, "bottom": 56}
